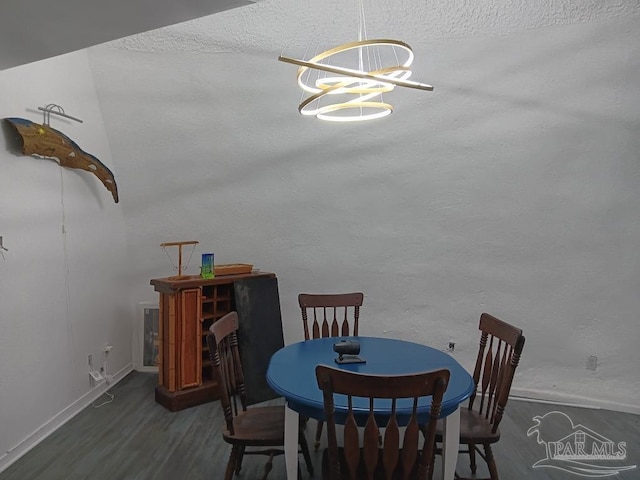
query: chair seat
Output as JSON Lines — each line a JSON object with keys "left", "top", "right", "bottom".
{"left": 223, "top": 405, "right": 285, "bottom": 446}
{"left": 436, "top": 408, "right": 501, "bottom": 444}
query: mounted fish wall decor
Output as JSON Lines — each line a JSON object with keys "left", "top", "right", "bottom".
{"left": 4, "top": 105, "right": 119, "bottom": 203}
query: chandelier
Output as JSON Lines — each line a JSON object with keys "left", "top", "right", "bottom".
{"left": 279, "top": 0, "right": 433, "bottom": 122}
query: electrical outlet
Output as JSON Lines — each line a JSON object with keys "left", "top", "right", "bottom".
{"left": 586, "top": 355, "right": 597, "bottom": 371}
{"left": 448, "top": 342, "right": 455, "bottom": 353}
{"left": 89, "top": 370, "right": 104, "bottom": 382}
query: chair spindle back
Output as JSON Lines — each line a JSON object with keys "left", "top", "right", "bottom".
{"left": 207, "top": 311, "right": 247, "bottom": 436}
{"left": 299, "top": 292, "right": 364, "bottom": 340}
{"left": 469, "top": 312, "right": 525, "bottom": 434}
{"left": 316, "top": 365, "right": 449, "bottom": 480}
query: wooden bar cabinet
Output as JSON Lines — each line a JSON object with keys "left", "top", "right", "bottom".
{"left": 150, "top": 271, "right": 277, "bottom": 411}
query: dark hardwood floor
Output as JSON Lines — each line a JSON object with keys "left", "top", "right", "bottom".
{"left": 1, "top": 371, "right": 638, "bottom": 479}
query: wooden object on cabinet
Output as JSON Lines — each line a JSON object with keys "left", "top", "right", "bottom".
{"left": 150, "top": 271, "right": 276, "bottom": 412}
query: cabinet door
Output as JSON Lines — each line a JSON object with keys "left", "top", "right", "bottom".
{"left": 179, "top": 288, "right": 202, "bottom": 389}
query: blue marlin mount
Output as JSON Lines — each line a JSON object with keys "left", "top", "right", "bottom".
{"left": 5, "top": 117, "right": 119, "bottom": 203}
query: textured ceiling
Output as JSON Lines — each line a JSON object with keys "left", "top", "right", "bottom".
{"left": 1, "top": 0, "right": 637, "bottom": 70}
{"left": 0, "top": 0, "right": 253, "bottom": 70}
{"left": 101, "top": 0, "right": 638, "bottom": 57}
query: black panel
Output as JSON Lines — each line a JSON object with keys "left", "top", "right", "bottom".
{"left": 234, "top": 276, "right": 284, "bottom": 405}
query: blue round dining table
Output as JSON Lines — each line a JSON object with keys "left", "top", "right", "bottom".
{"left": 266, "top": 336, "right": 474, "bottom": 480}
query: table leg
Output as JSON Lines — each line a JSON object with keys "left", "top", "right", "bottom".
{"left": 284, "top": 403, "right": 299, "bottom": 479}
{"left": 441, "top": 406, "right": 460, "bottom": 480}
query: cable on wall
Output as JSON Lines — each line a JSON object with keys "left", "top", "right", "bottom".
{"left": 59, "top": 166, "right": 81, "bottom": 395}
{"left": 0, "top": 236, "right": 7, "bottom": 260}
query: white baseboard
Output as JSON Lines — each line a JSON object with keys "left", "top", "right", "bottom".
{"left": 0, "top": 363, "right": 133, "bottom": 474}
{"left": 510, "top": 387, "right": 640, "bottom": 416}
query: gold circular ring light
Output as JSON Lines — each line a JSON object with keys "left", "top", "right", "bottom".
{"left": 279, "top": 39, "right": 433, "bottom": 122}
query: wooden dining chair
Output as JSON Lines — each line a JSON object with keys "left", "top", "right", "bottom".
{"left": 434, "top": 312, "right": 525, "bottom": 480}
{"left": 299, "top": 292, "right": 364, "bottom": 341}
{"left": 316, "top": 365, "right": 450, "bottom": 480}
{"left": 207, "top": 311, "right": 314, "bottom": 480}
{"left": 299, "top": 292, "right": 364, "bottom": 448}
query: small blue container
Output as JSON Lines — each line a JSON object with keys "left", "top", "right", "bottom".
{"left": 201, "top": 253, "right": 215, "bottom": 279}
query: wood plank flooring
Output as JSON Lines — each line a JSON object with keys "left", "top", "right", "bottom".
{"left": 1, "top": 371, "right": 638, "bottom": 479}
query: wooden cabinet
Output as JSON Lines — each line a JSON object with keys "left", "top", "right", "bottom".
{"left": 150, "top": 271, "right": 277, "bottom": 411}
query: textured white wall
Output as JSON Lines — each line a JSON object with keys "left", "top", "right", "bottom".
{"left": 88, "top": 2, "right": 640, "bottom": 412}
{"left": 0, "top": 52, "right": 131, "bottom": 468}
